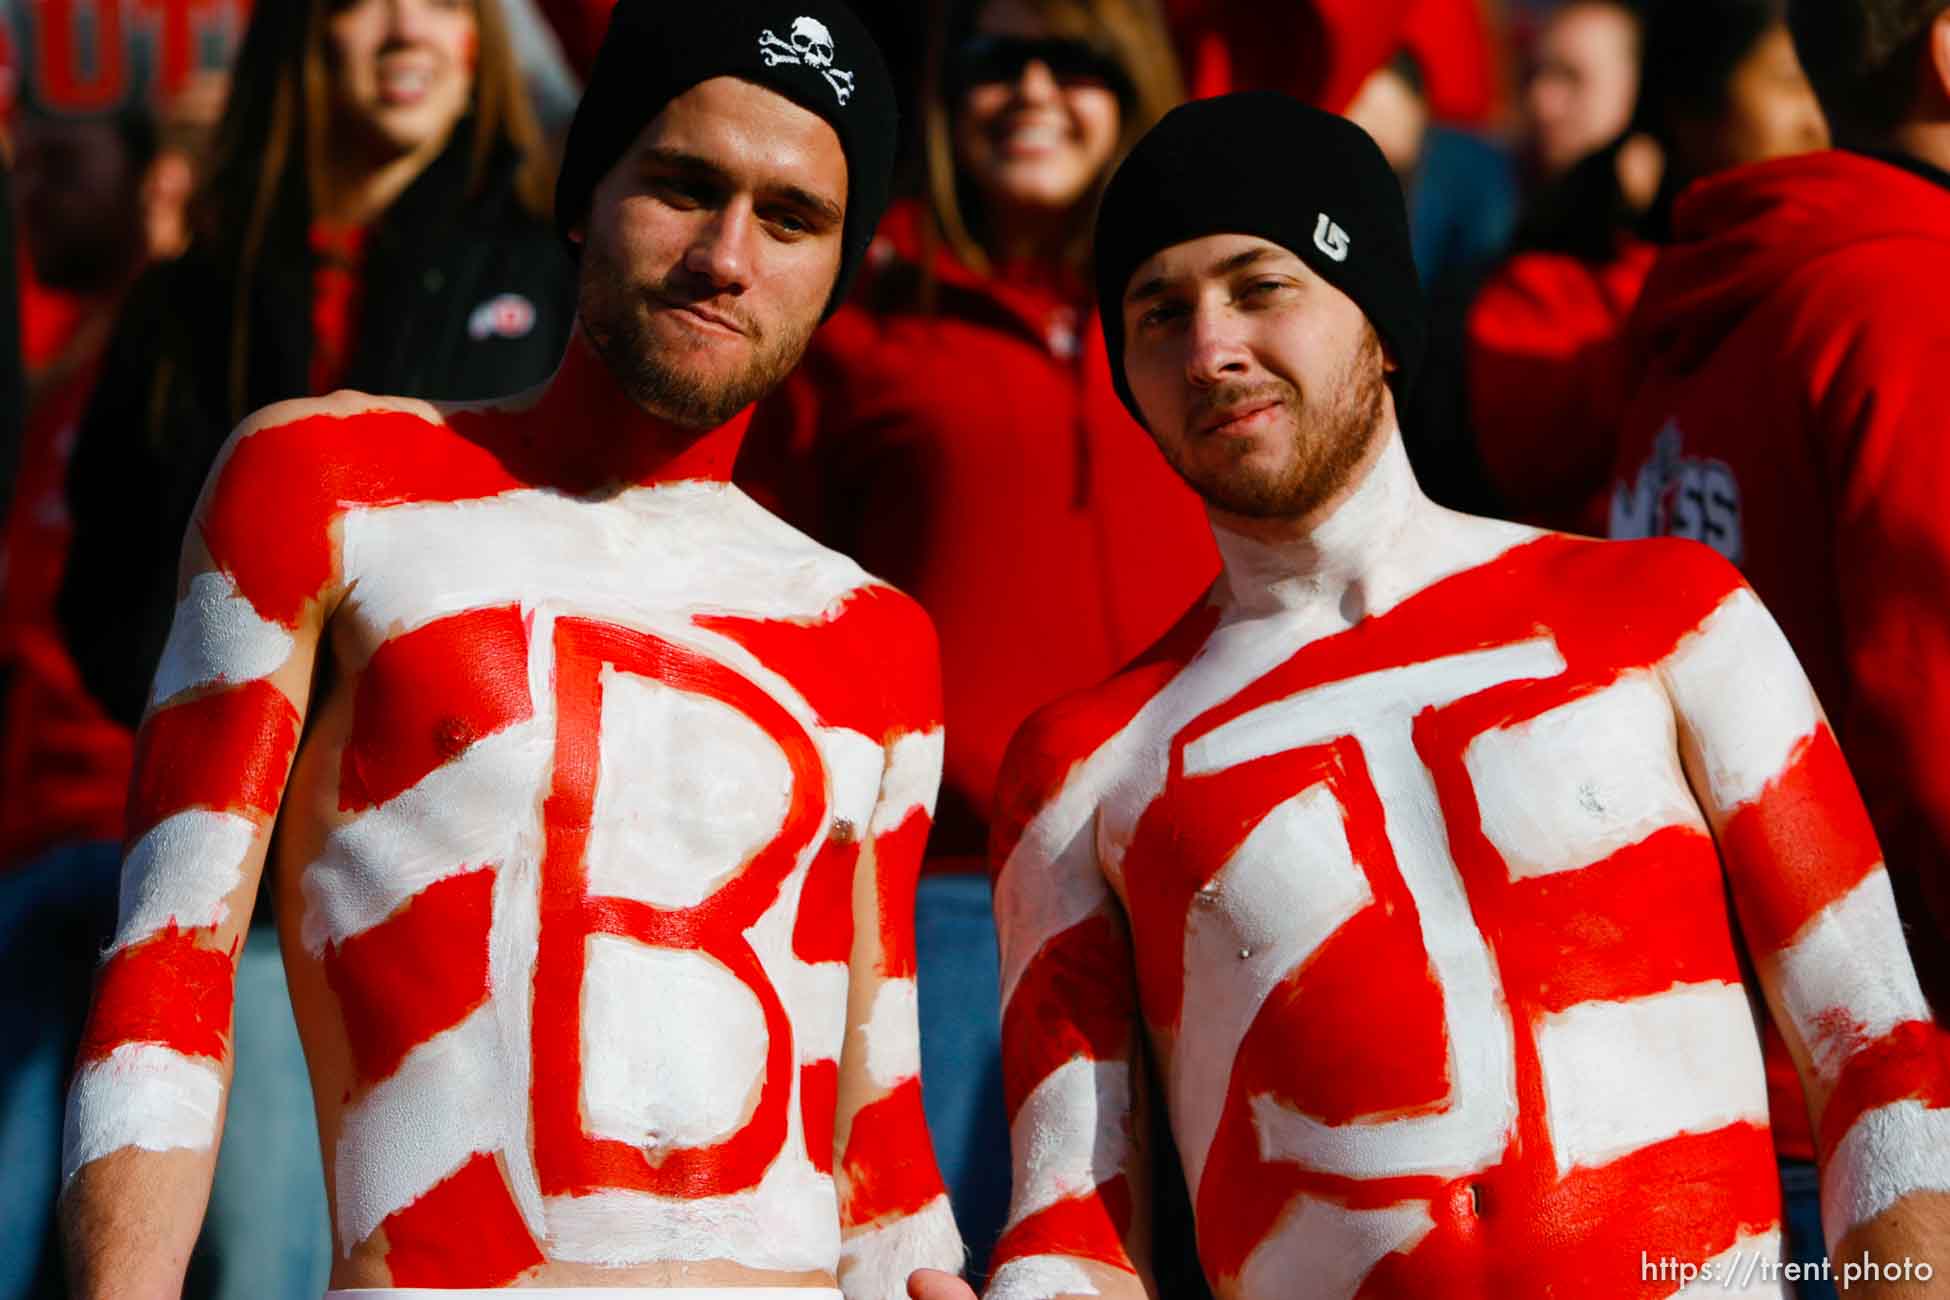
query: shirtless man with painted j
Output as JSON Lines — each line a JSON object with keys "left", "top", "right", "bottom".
{"left": 912, "top": 94, "right": 1950, "bottom": 1300}
{"left": 58, "top": 4, "right": 964, "bottom": 1296}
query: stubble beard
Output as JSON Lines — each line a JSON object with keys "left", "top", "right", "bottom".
{"left": 577, "top": 237, "right": 821, "bottom": 431}
{"left": 1164, "top": 325, "right": 1390, "bottom": 521}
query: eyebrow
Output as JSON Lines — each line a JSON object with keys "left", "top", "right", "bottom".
{"left": 638, "top": 145, "right": 844, "bottom": 228}
{"left": 1125, "top": 244, "right": 1285, "bottom": 304}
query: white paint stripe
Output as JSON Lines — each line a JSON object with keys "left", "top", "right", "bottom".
{"left": 541, "top": 1158, "right": 839, "bottom": 1270}
{"left": 150, "top": 569, "right": 296, "bottom": 708}
{"left": 1184, "top": 637, "right": 1567, "bottom": 777}
{"left": 1465, "top": 672, "right": 1708, "bottom": 880}
{"left": 62, "top": 1043, "right": 224, "bottom": 1183}
{"left": 862, "top": 977, "right": 921, "bottom": 1089}
{"left": 1671, "top": 1229, "right": 1789, "bottom": 1298}
{"left": 333, "top": 1006, "right": 506, "bottom": 1253}
{"left": 1237, "top": 1194, "right": 1435, "bottom": 1300}
{"left": 986, "top": 1256, "right": 1102, "bottom": 1300}
{"left": 581, "top": 936, "right": 768, "bottom": 1151}
{"left": 111, "top": 810, "right": 256, "bottom": 952}
{"left": 1174, "top": 783, "right": 1372, "bottom": 1196}
{"left": 586, "top": 671, "right": 791, "bottom": 910}
{"left": 870, "top": 727, "right": 944, "bottom": 834}
{"left": 838, "top": 1193, "right": 964, "bottom": 1297}
{"left": 819, "top": 725, "right": 884, "bottom": 834}
{"left": 1659, "top": 588, "right": 1820, "bottom": 811}
{"left": 300, "top": 719, "right": 552, "bottom": 954}
{"left": 1820, "top": 1100, "right": 1950, "bottom": 1255}
{"left": 1536, "top": 981, "right": 1769, "bottom": 1177}
{"left": 743, "top": 853, "right": 848, "bottom": 1066}
{"left": 1775, "top": 869, "right": 1931, "bottom": 1084}
{"left": 1007, "top": 1057, "right": 1130, "bottom": 1226}
{"left": 994, "top": 835, "right": 1113, "bottom": 1023}
{"left": 339, "top": 483, "right": 872, "bottom": 643}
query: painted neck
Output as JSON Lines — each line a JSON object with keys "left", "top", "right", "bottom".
{"left": 511, "top": 325, "right": 752, "bottom": 492}
{"left": 1210, "top": 429, "right": 1440, "bottom": 619}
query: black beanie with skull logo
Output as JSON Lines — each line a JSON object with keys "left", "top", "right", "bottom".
{"left": 554, "top": 0, "right": 897, "bottom": 318}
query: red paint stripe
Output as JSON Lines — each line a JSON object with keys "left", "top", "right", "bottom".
{"left": 801, "top": 1059, "right": 839, "bottom": 1175}
{"left": 1495, "top": 826, "right": 1744, "bottom": 1013}
{"left": 838, "top": 1076, "right": 949, "bottom": 1228}
{"left": 78, "top": 926, "right": 235, "bottom": 1064}
{"left": 199, "top": 410, "right": 523, "bottom": 629}
{"left": 1721, "top": 727, "right": 1884, "bottom": 958}
{"left": 379, "top": 1150, "right": 543, "bottom": 1286}
{"left": 339, "top": 606, "right": 532, "bottom": 811}
{"left": 874, "top": 808, "right": 929, "bottom": 979}
{"left": 1814, "top": 1019, "right": 1950, "bottom": 1159}
{"left": 988, "top": 1175, "right": 1136, "bottom": 1276}
{"left": 698, "top": 583, "right": 943, "bottom": 738}
{"left": 793, "top": 837, "right": 859, "bottom": 966}
{"left": 323, "top": 868, "right": 495, "bottom": 1085}
{"left": 1360, "top": 1124, "right": 1780, "bottom": 1300}
{"left": 999, "top": 913, "right": 1136, "bottom": 1123}
{"left": 127, "top": 679, "right": 298, "bottom": 840}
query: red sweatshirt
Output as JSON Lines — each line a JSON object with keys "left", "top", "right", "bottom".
{"left": 1610, "top": 150, "right": 1950, "bottom": 1152}
{"left": 1467, "top": 238, "right": 1657, "bottom": 534}
{"left": 738, "top": 203, "right": 1219, "bottom": 871}
{"left": 1167, "top": 0, "right": 1498, "bottom": 123}
{"left": 0, "top": 292, "right": 134, "bottom": 868}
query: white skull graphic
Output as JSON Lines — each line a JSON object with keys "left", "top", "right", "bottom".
{"left": 790, "top": 16, "right": 835, "bottom": 68}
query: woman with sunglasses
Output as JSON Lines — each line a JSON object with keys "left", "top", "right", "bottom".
{"left": 738, "top": 0, "right": 1217, "bottom": 1280}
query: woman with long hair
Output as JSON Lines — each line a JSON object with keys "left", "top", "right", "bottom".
{"left": 62, "top": 0, "right": 571, "bottom": 732}
{"left": 52, "top": 5, "right": 571, "bottom": 1295}
{"left": 738, "top": 0, "right": 1217, "bottom": 1278}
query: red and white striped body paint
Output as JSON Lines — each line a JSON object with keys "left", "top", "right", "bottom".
{"left": 988, "top": 445, "right": 1950, "bottom": 1300}
{"left": 63, "top": 343, "right": 959, "bottom": 1292}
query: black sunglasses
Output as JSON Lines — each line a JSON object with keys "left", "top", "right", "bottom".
{"left": 951, "top": 34, "right": 1135, "bottom": 102}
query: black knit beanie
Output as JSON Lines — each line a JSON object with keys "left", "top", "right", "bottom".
{"left": 1094, "top": 92, "right": 1428, "bottom": 426}
{"left": 554, "top": 0, "right": 897, "bottom": 318}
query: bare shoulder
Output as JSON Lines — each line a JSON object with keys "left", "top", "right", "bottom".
{"left": 993, "top": 600, "right": 1222, "bottom": 864}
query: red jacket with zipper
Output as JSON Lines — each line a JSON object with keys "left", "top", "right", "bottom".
{"left": 1610, "top": 150, "right": 1950, "bottom": 1154}
{"left": 738, "top": 203, "right": 1219, "bottom": 870}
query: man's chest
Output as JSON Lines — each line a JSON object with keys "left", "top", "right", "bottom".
{"left": 1098, "top": 614, "right": 1755, "bottom": 1189}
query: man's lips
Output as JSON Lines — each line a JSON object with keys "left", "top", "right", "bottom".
{"left": 1197, "top": 400, "right": 1281, "bottom": 438}
{"left": 652, "top": 296, "right": 748, "bottom": 337}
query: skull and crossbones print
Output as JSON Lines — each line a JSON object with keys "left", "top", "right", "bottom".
{"left": 758, "top": 16, "right": 856, "bottom": 104}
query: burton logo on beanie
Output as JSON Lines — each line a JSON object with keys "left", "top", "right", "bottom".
{"left": 1314, "top": 214, "right": 1351, "bottom": 263}
{"left": 758, "top": 17, "right": 856, "bottom": 103}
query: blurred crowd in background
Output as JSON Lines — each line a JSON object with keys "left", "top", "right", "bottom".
{"left": 0, "top": 0, "right": 1929, "bottom": 1297}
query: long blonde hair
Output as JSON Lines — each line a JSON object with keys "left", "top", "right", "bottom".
{"left": 921, "top": 0, "right": 1184, "bottom": 279}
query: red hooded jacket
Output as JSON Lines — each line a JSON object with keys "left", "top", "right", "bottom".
{"left": 738, "top": 203, "right": 1219, "bottom": 871}
{"left": 1610, "top": 150, "right": 1950, "bottom": 1152}
{"left": 1467, "top": 238, "right": 1658, "bottom": 534}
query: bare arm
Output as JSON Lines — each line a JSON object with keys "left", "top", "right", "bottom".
{"left": 833, "top": 596, "right": 964, "bottom": 1298}
{"left": 1659, "top": 577, "right": 1950, "bottom": 1296}
{"left": 978, "top": 706, "right": 1156, "bottom": 1300}
{"left": 59, "top": 403, "right": 334, "bottom": 1298}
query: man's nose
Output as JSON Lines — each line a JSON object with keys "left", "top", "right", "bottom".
{"left": 1185, "top": 306, "right": 1252, "bottom": 386}
{"left": 683, "top": 197, "right": 755, "bottom": 293}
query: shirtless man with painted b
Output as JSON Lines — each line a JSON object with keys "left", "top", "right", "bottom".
{"left": 58, "top": 4, "right": 964, "bottom": 1296}
{"left": 912, "top": 94, "right": 1950, "bottom": 1300}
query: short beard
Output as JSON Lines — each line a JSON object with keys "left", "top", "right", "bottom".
{"left": 577, "top": 237, "right": 820, "bottom": 431}
{"left": 1163, "top": 325, "right": 1389, "bottom": 520}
